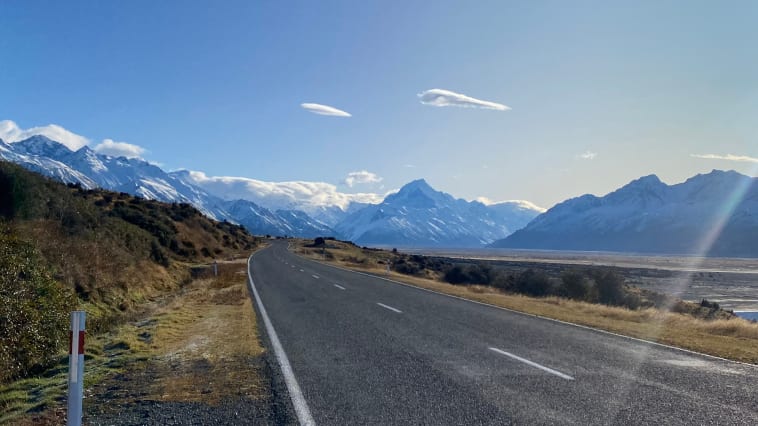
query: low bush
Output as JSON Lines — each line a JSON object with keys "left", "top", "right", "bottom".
{"left": 443, "top": 263, "right": 494, "bottom": 285}
{"left": 0, "top": 234, "right": 76, "bottom": 383}
{"left": 559, "top": 270, "right": 596, "bottom": 301}
{"left": 513, "top": 269, "right": 555, "bottom": 297}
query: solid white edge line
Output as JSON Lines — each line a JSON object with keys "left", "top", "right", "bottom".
{"left": 377, "top": 302, "right": 402, "bottom": 313}
{"left": 333, "top": 284, "right": 346, "bottom": 290}
{"left": 247, "top": 254, "right": 316, "bottom": 426}
{"left": 297, "top": 254, "right": 758, "bottom": 368}
{"left": 489, "top": 347, "right": 574, "bottom": 380}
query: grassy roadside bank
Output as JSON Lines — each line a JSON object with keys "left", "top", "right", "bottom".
{"left": 1, "top": 257, "right": 271, "bottom": 425}
{"left": 294, "top": 240, "right": 758, "bottom": 365}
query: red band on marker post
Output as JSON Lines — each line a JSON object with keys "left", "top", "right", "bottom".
{"left": 68, "top": 311, "right": 86, "bottom": 426}
{"left": 68, "top": 331, "right": 85, "bottom": 355}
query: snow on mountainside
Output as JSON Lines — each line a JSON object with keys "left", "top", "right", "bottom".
{"left": 0, "top": 136, "right": 98, "bottom": 188}
{"left": 492, "top": 170, "right": 758, "bottom": 257}
{"left": 0, "top": 136, "right": 334, "bottom": 237}
{"left": 222, "top": 199, "right": 334, "bottom": 238}
{"left": 335, "top": 179, "right": 542, "bottom": 248}
{"left": 1, "top": 134, "right": 547, "bottom": 245}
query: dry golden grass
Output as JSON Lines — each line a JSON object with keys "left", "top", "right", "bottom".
{"left": 137, "top": 260, "right": 266, "bottom": 404}
{"left": 294, "top": 239, "right": 758, "bottom": 364}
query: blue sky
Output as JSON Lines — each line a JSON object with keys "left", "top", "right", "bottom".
{"left": 2, "top": 1, "right": 757, "bottom": 208}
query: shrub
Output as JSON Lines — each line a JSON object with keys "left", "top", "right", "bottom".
{"left": 394, "top": 262, "right": 420, "bottom": 275}
{"left": 443, "top": 263, "right": 494, "bottom": 285}
{"left": 491, "top": 273, "right": 515, "bottom": 291}
{"left": 560, "top": 270, "right": 591, "bottom": 300}
{"left": 444, "top": 265, "right": 469, "bottom": 284}
{"left": 0, "top": 234, "right": 76, "bottom": 383}
{"left": 591, "top": 269, "right": 625, "bottom": 306}
{"left": 513, "top": 269, "right": 554, "bottom": 297}
{"left": 150, "top": 239, "right": 170, "bottom": 267}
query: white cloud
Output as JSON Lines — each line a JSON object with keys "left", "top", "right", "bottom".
{"left": 0, "top": 119, "right": 90, "bottom": 150}
{"left": 93, "top": 139, "right": 146, "bottom": 159}
{"left": 301, "top": 103, "right": 352, "bottom": 117}
{"left": 185, "top": 171, "right": 383, "bottom": 212}
{"left": 418, "top": 89, "right": 510, "bottom": 111}
{"left": 475, "top": 196, "right": 496, "bottom": 205}
{"left": 344, "top": 170, "right": 382, "bottom": 187}
{"left": 579, "top": 151, "right": 597, "bottom": 160}
{"left": 475, "top": 197, "right": 547, "bottom": 212}
{"left": 691, "top": 153, "right": 758, "bottom": 164}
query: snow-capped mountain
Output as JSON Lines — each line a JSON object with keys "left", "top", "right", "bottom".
{"left": 0, "top": 136, "right": 97, "bottom": 188}
{"left": 492, "top": 171, "right": 758, "bottom": 257}
{"left": 0, "top": 135, "right": 335, "bottom": 237}
{"left": 334, "top": 179, "right": 543, "bottom": 247}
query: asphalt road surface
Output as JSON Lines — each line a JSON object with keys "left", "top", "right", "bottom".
{"left": 248, "top": 241, "right": 758, "bottom": 425}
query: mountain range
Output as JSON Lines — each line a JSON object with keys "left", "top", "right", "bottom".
{"left": 0, "top": 135, "right": 542, "bottom": 245}
{"left": 5, "top": 133, "right": 755, "bottom": 255}
{"left": 492, "top": 171, "right": 758, "bottom": 257}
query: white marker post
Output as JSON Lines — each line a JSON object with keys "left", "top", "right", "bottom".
{"left": 67, "top": 311, "right": 86, "bottom": 426}
{"left": 213, "top": 260, "right": 218, "bottom": 277}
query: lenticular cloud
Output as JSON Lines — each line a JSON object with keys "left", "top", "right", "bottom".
{"left": 344, "top": 170, "right": 382, "bottom": 187}
{"left": 418, "top": 89, "right": 510, "bottom": 111}
{"left": 93, "top": 139, "right": 146, "bottom": 159}
{"left": 301, "top": 103, "right": 352, "bottom": 117}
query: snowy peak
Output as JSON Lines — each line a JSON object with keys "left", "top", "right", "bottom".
{"left": 393, "top": 178, "right": 445, "bottom": 199}
{"left": 396, "top": 178, "right": 434, "bottom": 195}
{"left": 335, "top": 179, "right": 542, "bottom": 247}
{"left": 12, "top": 135, "right": 74, "bottom": 158}
{"left": 678, "top": 169, "right": 751, "bottom": 201}
{"left": 605, "top": 174, "right": 667, "bottom": 208}
{"left": 619, "top": 174, "right": 665, "bottom": 194}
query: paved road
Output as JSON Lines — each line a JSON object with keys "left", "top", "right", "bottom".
{"left": 248, "top": 241, "right": 758, "bottom": 425}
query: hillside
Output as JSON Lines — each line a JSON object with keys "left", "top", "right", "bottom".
{"left": 492, "top": 170, "right": 758, "bottom": 257}
{"left": 0, "top": 160, "right": 259, "bottom": 383}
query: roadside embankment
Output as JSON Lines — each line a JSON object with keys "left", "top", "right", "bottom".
{"left": 2, "top": 259, "right": 285, "bottom": 425}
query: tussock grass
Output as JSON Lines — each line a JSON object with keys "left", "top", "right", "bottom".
{"left": 294, "top": 239, "right": 758, "bottom": 364}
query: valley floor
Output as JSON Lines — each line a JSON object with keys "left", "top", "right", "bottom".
{"left": 406, "top": 247, "right": 758, "bottom": 312}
